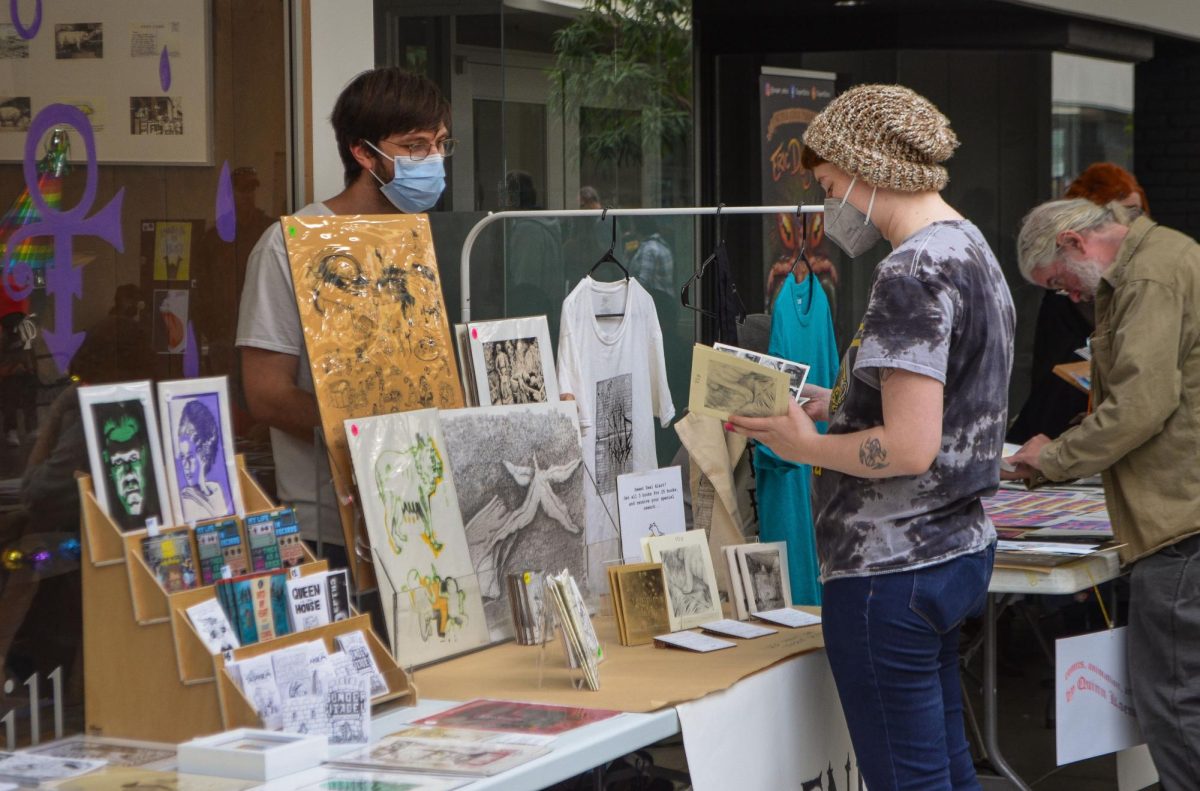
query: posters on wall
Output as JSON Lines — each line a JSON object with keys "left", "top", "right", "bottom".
{"left": 284, "top": 214, "right": 464, "bottom": 589}
{"left": 758, "top": 67, "right": 837, "bottom": 311}
{"left": 151, "top": 289, "right": 188, "bottom": 354}
{"left": 0, "top": 1, "right": 212, "bottom": 164}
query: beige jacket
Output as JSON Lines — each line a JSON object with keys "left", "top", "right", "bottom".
{"left": 1040, "top": 216, "right": 1200, "bottom": 563}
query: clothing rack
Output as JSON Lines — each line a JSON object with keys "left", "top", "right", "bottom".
{"left": 459, "top": 204, "right": 825, "bottom": 321}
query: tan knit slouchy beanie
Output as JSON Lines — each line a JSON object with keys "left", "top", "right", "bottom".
{"left": 803, "top": 84, "right": 959, "bottom": 193}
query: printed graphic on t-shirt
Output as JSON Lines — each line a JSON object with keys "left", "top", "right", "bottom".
{"left": 594, "top": 373, "right": 633, "bottom": 493}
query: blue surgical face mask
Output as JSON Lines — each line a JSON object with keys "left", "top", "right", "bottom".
{"left": 365, "top": 140, "right": 445, "bottom": 213}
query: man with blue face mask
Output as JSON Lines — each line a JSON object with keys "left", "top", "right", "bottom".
{"left": 235, "top": 68, "right": 452, "bottom": 563}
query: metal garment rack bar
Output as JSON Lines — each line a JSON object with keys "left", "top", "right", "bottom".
{"left": 458, "top": 204, "right": 824, "bottom": 322}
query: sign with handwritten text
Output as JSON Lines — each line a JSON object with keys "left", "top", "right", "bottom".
{"left": 617, "top": 466, "right": 685, "bottom": 562}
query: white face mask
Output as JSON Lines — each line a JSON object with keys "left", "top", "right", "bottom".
{"left": 823, "top": 176, "right": 882, "bottom": 258}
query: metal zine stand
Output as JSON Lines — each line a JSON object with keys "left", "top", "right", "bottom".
{"left": 458, "top": 204, "right": 825, "bottom": 322}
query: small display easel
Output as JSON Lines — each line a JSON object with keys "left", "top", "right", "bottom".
{"left": 79, "top": 456, "right": 416, "bottom": 743}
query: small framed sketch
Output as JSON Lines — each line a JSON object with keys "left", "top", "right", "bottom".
{"left": 177, "top": 728, "right": 326, "bottom": 781}
{"left": 737, "top": 541, "right": 792, "bottom": 612}
{"left": 79, "top": 381, "right": 171, "bottom": 531}
{"left": 642, "top": 530, "right": 722, "bottom": 632}
{"left": 26, "top": 735, "right": 176, "bottom": 769}
{"left": 157, "top": 376, "right": 244, "bottom": 525}
{"left": 466, "top": 316, "right": 559, "bottom": 406}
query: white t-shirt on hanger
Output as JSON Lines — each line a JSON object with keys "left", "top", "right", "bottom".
{"left": 557, "top": 276, "right": 675, "bottom": 586}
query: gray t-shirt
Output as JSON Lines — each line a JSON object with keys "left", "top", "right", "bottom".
{"left": 235, "top": 201, "right": 341, "bottom": 544}
{"left": 812, "top": 220, "right": 1014, "bottom": 580}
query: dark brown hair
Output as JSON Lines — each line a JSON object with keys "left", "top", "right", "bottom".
{"left": 800, "top": 144, "right": 827, "bottom": 173}
{"left": 331, "top": 67, "right": 450, "bottom": 187}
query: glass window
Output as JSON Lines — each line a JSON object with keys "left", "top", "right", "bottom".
{"left": 1051, "top": 52, "right": 1135, "bottom": 195}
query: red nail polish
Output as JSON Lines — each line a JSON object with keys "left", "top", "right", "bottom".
{"left": 723, "top": 422, "right": 734, "bottom": 431}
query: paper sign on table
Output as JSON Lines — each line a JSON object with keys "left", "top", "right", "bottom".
{"left": 700, "top": 619, "right": 776, "bottom": 639}
{"left": 1055, "top": 626, "right": 1144, "bottom": 765}
{"left": 751, "top": 608, "right": 822, "bottom": 628}
{"left": 616, "top": 466, "right": 687, "bottom": 563}
{"left": 653, "top": 631, "right": 736, "bottom": 653}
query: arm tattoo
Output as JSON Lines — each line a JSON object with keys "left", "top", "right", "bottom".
{"left": 859, "top": 437, "right": 890, "bottom": 470}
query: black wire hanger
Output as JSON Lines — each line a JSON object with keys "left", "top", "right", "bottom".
{"left": 681, "top": 204, "right": 723, "bottom": 319}
{"left": 589, "top": 207, "right": 630, "bottom": 282}
{"left": 788, "top": 206, "right": 815, "bottom": 315}
{"left": 591, "top": 207, "right": 629, "bottom": 319}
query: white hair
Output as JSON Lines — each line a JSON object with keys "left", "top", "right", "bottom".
{"left": 1016, "top": 198, "right": 1124, "bottom": 282}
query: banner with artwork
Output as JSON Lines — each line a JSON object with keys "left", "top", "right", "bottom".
{"left": 758, "top": 68, "right": 836, "bottom": 312}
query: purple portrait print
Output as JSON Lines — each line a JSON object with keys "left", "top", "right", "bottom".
{"left": 168, "top": 392, "right": 233, "bottom": 522}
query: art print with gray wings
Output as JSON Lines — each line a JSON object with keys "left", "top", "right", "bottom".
{"left": 345, "top": 409, "right": 489, "bottom": 667}
{"left": 284, "top": 215, "right": 464, "bottom": 588}
{"left": 439, "top": 403, "right": 588, "bottom": 642}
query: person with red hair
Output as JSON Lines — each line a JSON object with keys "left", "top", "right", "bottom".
{"left": 1065, "top": 162, "right": 1149, "bottom": 218}
{"left": 1007, "top": 162, "right": 1148, "bottom": 443}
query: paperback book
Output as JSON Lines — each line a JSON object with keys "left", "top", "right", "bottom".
{"left": 606, "top": 562, "right": 670, "bottom": 646}
{"left": 194, "top": 516, "right": 248, "bottom": 585}
{"left": 243, "top": 509, "right": 283, "bottom": 571}
{"left": 186, "top": 597, "right": 240, "bottom": 653}
{"left": 141, "top": 527, "right": 197, "bottom": 593}
{"left": 271, "top": 507, "right": 306, "bottom": 567}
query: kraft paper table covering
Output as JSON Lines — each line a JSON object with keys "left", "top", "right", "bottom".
{"left": 413, "top": 609, "right": 825, "bottom": 713}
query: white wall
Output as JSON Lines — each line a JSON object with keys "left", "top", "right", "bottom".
{"left": 308, "top": 0, "right": 375, "bottom": 201}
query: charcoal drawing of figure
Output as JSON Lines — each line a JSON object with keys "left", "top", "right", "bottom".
{"left": 661, "top": 545, "right": 715, "bottom": 617}
{"left": 484, "top": 338, "right": 547, "bottom": 405}
{"left": 374, "top": 434, "right": 445, "bottom": 556}
{"left": 594, "top": 373, "right": 633, "bottom": 494}
{"left": 441, "top": 403, "right": 587, "bottom": 640}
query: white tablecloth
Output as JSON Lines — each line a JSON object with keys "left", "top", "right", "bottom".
{"left": 677, "top": 648, "right": 858, "bottom": 791}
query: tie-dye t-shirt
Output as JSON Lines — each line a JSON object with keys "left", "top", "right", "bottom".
{"left": 812, "top": 220, "right": 1015, "bottom": 580}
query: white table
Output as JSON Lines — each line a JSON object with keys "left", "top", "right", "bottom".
{"left": 260, "top": 698, "right": 680, "bottom": 791}
{"left": 982, "top": 547, "right": 1124, "bottom": 790}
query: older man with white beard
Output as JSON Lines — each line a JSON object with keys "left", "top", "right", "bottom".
{"left": 1006, "top": 197, "right": 1200, "bottom": 790}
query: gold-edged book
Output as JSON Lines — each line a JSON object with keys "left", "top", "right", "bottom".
{"left": 687, "top": 344, "right": 790, "bottom": 421}
{"left": 611, "top": 562, "right": 671, "bottom": 646}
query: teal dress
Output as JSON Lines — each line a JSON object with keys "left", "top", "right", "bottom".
{"left": 753, "top": 274, "right": 839, "bottom": 605}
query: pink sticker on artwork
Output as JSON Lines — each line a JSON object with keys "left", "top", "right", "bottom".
{"left": 471, "top": 327, "right": 478, "bottom": 339}
{"left": 350, "top": 424, "right": 358, "bottom": 436}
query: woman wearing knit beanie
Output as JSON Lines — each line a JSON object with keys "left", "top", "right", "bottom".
{"left": 730, "top": 84, "right": 1016, "bottom": 791}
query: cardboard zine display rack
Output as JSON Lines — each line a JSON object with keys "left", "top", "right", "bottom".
{"left": 79, "top": 456, "right": 415, "bottom": 743}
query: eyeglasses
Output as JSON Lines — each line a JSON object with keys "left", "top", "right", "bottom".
{"left": 377, "top": 137, "right": 457, "bottom": 160}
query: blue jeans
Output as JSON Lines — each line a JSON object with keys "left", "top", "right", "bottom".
{"left": 822, "top": 544, "right": 995, "bottom": 791}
